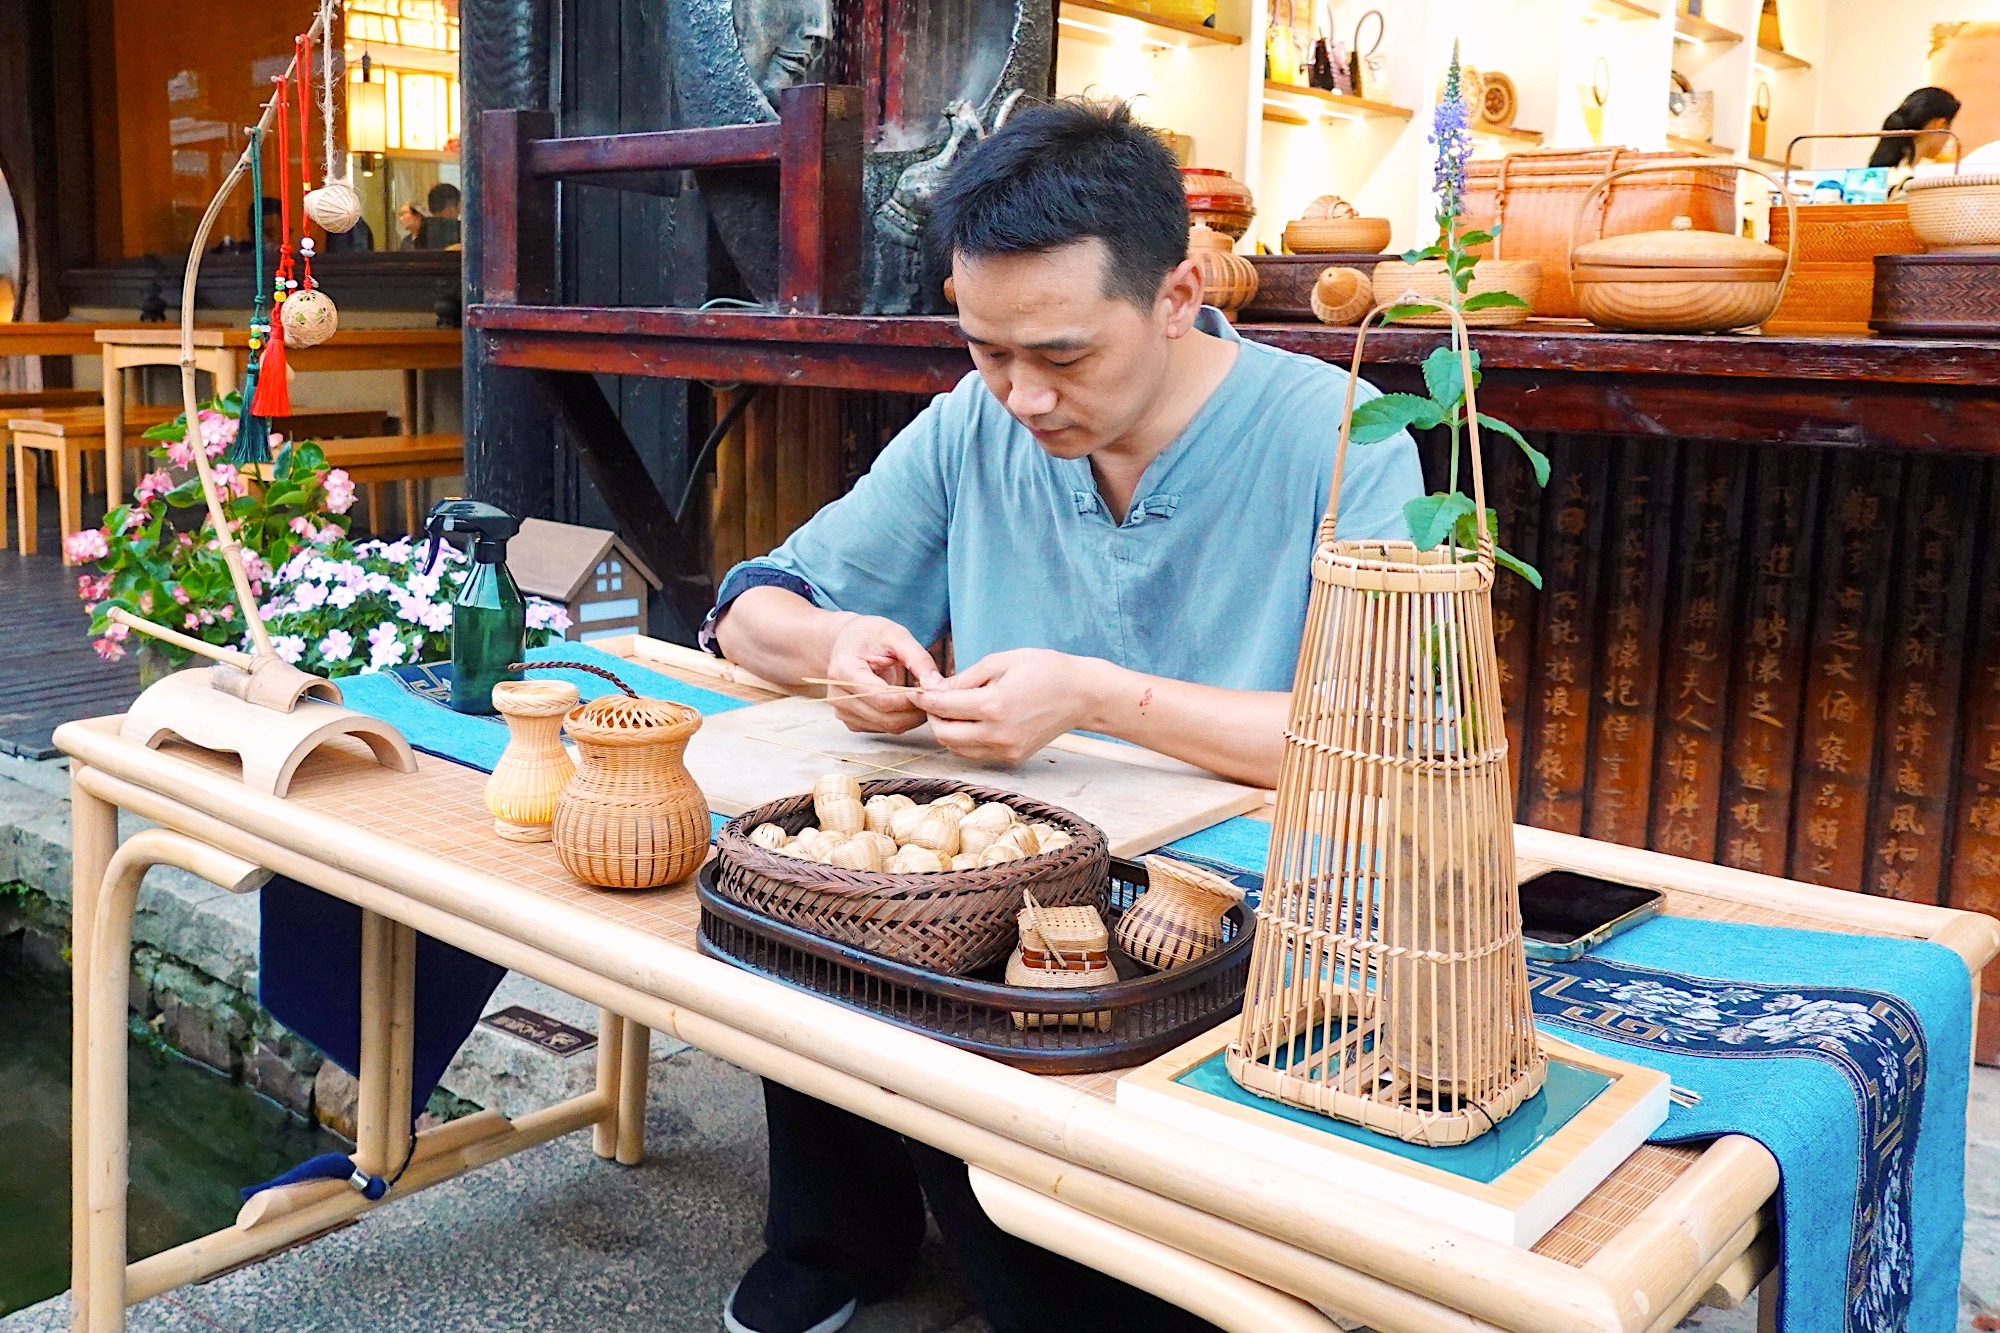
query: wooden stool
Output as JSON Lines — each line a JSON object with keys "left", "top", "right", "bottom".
{"left": 247, "top": 433, "right": 464, "bottom": 536}
{"left": 5, "top": 406, "right": 177, "bottom": 558}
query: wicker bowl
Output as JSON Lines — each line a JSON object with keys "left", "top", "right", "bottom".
{"left": 712, "top": 778, "right": 1111, "bottom": 974}
{"left": 1377, "top": 258, "right": 1541, "bottom": 327}
{"left": 1905, "top": 173, "right": 2000, "bottom": 253}
{"left": 1284, "top": 217, "right": 1393, "bottom": 255}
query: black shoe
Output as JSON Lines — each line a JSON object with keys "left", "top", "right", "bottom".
{"left": 723, "top": 1251, "right": 859, "bottom": 1333}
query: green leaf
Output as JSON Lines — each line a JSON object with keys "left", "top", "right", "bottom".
{"left": 1461, "top": 290, "right": 1529, "bottom": 312}
{"left": 1493, "top": 544, "right": 1543, "bottom": 589}
{"left": 1404, "top": 491, "right": 1477, "bottom": 552}
{"left": 1455, "top": 228, "right": 1495, "bottom": 249}
{"left": 142, "top": 417, "right": 189, "bottom": 442}
{"left": 1422, "top": 346, "right": 1467, "bottom": 410}
{"left": 1350, "top": 393, "right": 1446, "bottom": 444}
{"left": 1381, "top": 302, "right": 1441, "bottom": 323}
{"left": 1474, "top": 414, "right": 1550, "bottom": 487}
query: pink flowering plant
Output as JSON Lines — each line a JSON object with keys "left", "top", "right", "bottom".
{"left": 71, "top": 396, "right": 355, "bottom": 665}
{"left": 255, "top": 537, "right": 571, "bottom": 677}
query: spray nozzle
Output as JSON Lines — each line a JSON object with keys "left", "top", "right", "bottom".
{"left": 423, "top": 499, "right": 522, "bottom": 569}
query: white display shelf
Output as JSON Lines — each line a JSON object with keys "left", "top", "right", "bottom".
{"left": 1058, "top": 0, "right": 1244, "bottom": 48}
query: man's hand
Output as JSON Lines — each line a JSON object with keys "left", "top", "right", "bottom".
{"left": 824, "top": 614, "right": 945, "bottom": 735}
{"left": 916, "top": 649, "right": 1104, "bottom": 764}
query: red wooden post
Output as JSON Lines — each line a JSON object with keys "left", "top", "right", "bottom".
{"left": 480, "top": 108, "right": 557, "bottom": 306}
{"left": 775, "top": 85, "right": 864, "bottom": 316}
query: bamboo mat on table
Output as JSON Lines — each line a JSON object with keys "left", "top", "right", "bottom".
{"left": 148, "top": 733, "right": 1867, "bottom": 1270}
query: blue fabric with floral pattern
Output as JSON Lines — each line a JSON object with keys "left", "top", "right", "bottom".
{"left": 1155, "top": 818, "right": 1970, "bottom": 1333}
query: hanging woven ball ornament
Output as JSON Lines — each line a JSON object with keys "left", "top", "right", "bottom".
{"left": 304, "top": 179, "right": 363, "bottom": 233}
{"left": 282, "top": 286, "right": 339, "bottom": 348}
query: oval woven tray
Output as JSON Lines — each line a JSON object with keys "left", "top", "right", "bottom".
{"left": 711, "top": 778, "right": 1111, "bottom": 974}
{"left": 697, "top": 856, "right": 1257, "bottom": 1074}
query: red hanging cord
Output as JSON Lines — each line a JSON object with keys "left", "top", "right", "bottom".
{"left": 296, "top": 30, "right": 317, "bottom": 283}
{"left": 251, "top": 67, "right": 294, "bottom": 419}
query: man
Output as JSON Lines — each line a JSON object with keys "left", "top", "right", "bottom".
{"left": 419, "top": 182, "right": 461, "bottom": 249}
{"left": 707, "top": 100, "right": 1422, "bottom": 1333}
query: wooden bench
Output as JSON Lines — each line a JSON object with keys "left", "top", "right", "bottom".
{"left": 7, "top": 407, "right": 392, "bottom": 559}
{"left": 0, "top": 388, "right": 101, "bottom": 411}
{"left": 246, "top": 433, "right": 464, "bottom": 536}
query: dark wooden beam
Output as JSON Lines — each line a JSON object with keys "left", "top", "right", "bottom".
{"left": 527, "top": 123, "right": 782, "bottom": 175}
{"left": 541, "top": 369, "right": 712, "bottom": 634}
{"left": 775, "top": 84, "right": 864, "bottom": 315}
{"left": 477, "top": 108, "right": 557, "bottom": 307}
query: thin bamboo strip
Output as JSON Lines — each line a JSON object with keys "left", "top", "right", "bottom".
{"left": 64, "top": 757, "right": 1631, "bottom": 1332}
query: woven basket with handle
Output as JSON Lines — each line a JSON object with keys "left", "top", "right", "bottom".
{"left": 712, "top": 778, "right": 1110, "bottom": 974}
{"left": 1227, "top": 299, "right": 1546, "bottom": 1147}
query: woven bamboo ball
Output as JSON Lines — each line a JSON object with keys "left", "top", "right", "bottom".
{"left": 304, "top": 180, "right": 364, "bottom": 233}
{"left": 1190, "top": 223, "right": 1258, "bottom": 322}
{"left": 281, "top": 287, "right": 339, "bottom": 348}
{"left": 1311, "top": 267, "right": 1375, "bottom": 326}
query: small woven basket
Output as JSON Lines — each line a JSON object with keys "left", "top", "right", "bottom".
{"left": 712, "top": 778, "right": 1110, "bottom": 974}
{"left": 1905, "top": 173, "right": 2000, "bottom": 253}
{"left": 552, "top": 691, "right": 709, "bottom": 890}
{"left": 1005, "top": 892, "right": 1115, "bottom": 1030}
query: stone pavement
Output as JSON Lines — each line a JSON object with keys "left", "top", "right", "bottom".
{"left": 6, "top": 1044, "right": 1996, "bottom": 1332}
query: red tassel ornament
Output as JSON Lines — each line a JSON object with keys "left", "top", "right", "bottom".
{"left": 251, "top": 322, "right": 291, "bottom": 418}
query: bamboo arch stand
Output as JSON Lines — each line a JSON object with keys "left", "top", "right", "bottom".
{"left": 1227, "top": 299, "right": 1546, "bottom": 1146}
{"left": 106, "top": 0, "right": 413, "bottom": 796}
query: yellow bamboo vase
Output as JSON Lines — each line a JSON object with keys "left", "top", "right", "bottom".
{"left": 485, "top": 679, "right": 580, "bottom": 842}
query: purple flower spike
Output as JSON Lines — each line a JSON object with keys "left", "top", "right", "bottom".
{"left": 1431, "top": 43, "right": 1473, "bottom": 229}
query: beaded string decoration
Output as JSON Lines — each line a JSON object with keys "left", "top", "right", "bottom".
{"left": 226, "top": 123, "right": 273, "bottom": 464}
{"left": 281, "top": 29, "right": 340, "bottom": 350}
{"left": 303, "top": 0, "right": 362, "bottom": 233}
{"left": 249, "top": 68, "right": 295, "bottom": 421}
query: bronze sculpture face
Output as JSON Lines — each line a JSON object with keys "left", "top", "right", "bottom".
{"left": 734, "top": 0, "right": 832, "bottom": 101}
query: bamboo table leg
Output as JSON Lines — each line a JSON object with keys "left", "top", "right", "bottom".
{"left": 400, "top": 370, "right": 418, "bottom": 437}
{"left": 356, "top": 914, "right": 419, "bottom": 1177}
{"left": 593, "top": 1011, "right": 625, "bottom": 1160}
{"left": 69, "top": 770, "right": 118, "bottom": 1333}
{"left": 616, "top": 1019, "right": 649, "bottom": 1166}
{"left": 82, "top": 830, "right": 266, "bottom": 1333}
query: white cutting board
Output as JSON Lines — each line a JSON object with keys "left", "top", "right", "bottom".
{"left": 683, "top": 694, "right": 1266, "bottom": 857}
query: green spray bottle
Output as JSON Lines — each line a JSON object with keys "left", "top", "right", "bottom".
{"left": 423, "top": 499, "right": 525, "bottom": 715}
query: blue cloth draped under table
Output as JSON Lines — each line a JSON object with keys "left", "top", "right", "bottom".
{"left": 274, "top": 649, "right": 1970, "bottom": 1332}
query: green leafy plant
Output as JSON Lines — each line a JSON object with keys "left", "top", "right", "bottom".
{"left": 1352, "top": 42, "right": 1545, "bottom": 587}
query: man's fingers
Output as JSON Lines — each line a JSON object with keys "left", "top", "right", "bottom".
{"left": 913, "top": 686, "right": 1001, "bottom": 722}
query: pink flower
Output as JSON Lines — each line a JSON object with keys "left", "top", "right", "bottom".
{"left": 197, "top": 410, "right": 238, "bottom": 457}
{"left": 132, "top": 470, "right": 173, "bottom": 505}
{"left": 105, "top": 622, "right": 130, "bottom": 643}
{"left": 185, "top": 612, "right": 201, "bottom": 629}
{"left": 138, "top": 590, "right": 154, "bottom": 613}
{"left": 268, "top": 433, "right": 285, "bottom": 450}
{"left": 210, "top": 463, "right": 249, "bottom": 498}
{"left": 290, "top": 515, "right": 315, "bottom": 538}
{"left": 120, "top": 507, "right": 149, "bottom": 534}
{"left": 76, "top": 574, "right": 112, "bottom": 602}
{"left": 315, "top": 522, "right": 343, "bottom": 545}
{"left": 165, "top": 438, "right": 196, "bottom": 469}
{"left": 94, "top": 637, "right": 127, "bottom": 662}
{"left": 63, "top": 528, "right": 109, "bottom": 562}
{"left": 321, "top": 468, "right": 356, "bottom": 515}
{"left": 171, "top": 585, "right": 191, "bottom": 605}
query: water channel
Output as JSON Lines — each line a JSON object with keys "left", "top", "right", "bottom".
{"left": 0, "top": 950, "right": 345, "bottom": 1316}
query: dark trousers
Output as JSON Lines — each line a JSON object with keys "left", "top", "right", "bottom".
{"left": 762, "top": 1080, "right": 1222, "bottom": 1333}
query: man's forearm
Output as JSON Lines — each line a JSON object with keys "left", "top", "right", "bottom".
{"left": 711, "top": 587, "right": 852, "bottom": 685}
{"left": 1082, "top": 661, "right": 1287, "bottom": 790}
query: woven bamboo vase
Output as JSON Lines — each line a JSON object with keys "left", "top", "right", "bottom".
{"left": 553, "top": 692, "right": 709, "bottom": 889}
{"left": 485, "top": 679, "right": 580, "bottom": 842}
{"left": 1117, "top": 855, "right": 1243, "bottom": 971}
{"left": 1227, "top": 301, "right": 1546, "bottom": 1146}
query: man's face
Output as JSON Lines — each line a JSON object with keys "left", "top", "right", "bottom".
{"left": 952, "top": 240, "right": 1186, "bottom": 460}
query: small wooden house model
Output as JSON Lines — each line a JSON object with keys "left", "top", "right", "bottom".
{"left": 509, "top": 517, "right": 661, "bottom": 642}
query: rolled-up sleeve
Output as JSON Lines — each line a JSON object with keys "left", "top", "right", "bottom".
{"left": 702, "top": 389, "right": 958, "bottom": 653}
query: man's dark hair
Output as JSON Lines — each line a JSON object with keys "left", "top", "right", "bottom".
{"left": 926, "top": 99, "right": 1189, "bottom": 308}
{"left": 427, "top": 182, "right": 462, "bottom": 214}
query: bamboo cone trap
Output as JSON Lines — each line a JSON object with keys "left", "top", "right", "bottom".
{"left": 1225, "top": 299, "right": 1546, "bottom": 1146}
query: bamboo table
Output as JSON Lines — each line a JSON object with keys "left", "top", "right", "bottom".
{"left": 55, "top": 639, "right": 2000, "bottom": 1333}
{"left": 93, "top": 328, "right": 462, "bottom": 510}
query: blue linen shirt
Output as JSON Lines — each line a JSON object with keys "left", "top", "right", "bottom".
{"left": 706, "top": 309, "right": 1424, "bottom": 692}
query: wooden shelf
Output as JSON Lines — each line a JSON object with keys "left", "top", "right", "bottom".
{"left": 1057, "top": 0, "right": 1241, "bottom": 46}
{"left": 1666, "top": 135, "right": 1735, "bottom": 158}
{"left": 1260, "top": 81, "right": 1414, "bottom": 122}
{"left": 1673, "top": 12, "right": 1742, "bottom": 46}
{"left": 1475, "top": 124, "right": 1546, "bottom": 145}
{"left": 1584, "top": 0, "right": 1661, "bottom": 20}
{"left": 1755, "top": 44, "right": 1810, "bottom": 71}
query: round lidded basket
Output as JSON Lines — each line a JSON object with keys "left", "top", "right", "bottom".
{"left": 712, "top": 778, "right": 1110, "bottom": 975}
{"left": 1569, "top": 159, "right": 1796, "bottom": 333}
{"left": 1181, "top": 166, "right": 1256, "bottom": 239}
{"left": 1283, "top": 216, "right": 1393, "bottom": 255}
{"left": 552, "top": 690, "right": 709, "bottom": 890}
{"left": 1903, "top": 172, "right": 2000, "bottom": 254}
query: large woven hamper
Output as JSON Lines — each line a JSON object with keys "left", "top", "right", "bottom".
{"left": 711, "top": 778, "right": 1110, "bottom": 974}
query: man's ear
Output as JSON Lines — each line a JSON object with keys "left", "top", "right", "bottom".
{"left": 1159, "top": 257, "right": 1205, "bottom": 338}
